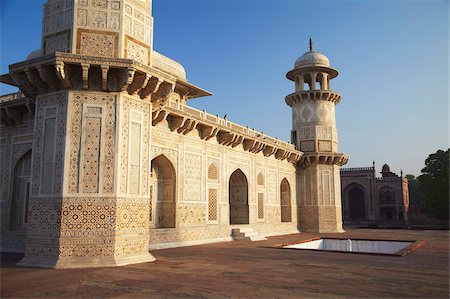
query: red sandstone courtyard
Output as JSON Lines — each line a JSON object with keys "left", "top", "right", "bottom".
{"left": 1, "top": 229, "right": 449, "bottom": 298}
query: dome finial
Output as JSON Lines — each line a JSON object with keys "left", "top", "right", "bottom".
{"left": 309, "top": 37, "right": 313, "bottom": 51}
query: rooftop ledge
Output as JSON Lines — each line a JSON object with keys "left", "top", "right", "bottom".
{"left": 0, "top": 52, "right": 211, "bottom": 109}
{"left": 285, "top": 90, "right": 341, "bottom": 107}
{"left": 154, "top": 99, "right": 303, "bottom": 163}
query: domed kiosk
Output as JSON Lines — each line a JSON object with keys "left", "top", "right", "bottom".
{"left": 286, "top": 39, "right": 348, "bottom": 233}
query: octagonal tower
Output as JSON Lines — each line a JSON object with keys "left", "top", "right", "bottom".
{"left": 40, "top": 0, "right": 153, "bottom": 65}
{"left": 286, "top": 39, "right": 348, "bottom": 233}
{"left": 0, "top": 0, "right": 210, "bottom": 268}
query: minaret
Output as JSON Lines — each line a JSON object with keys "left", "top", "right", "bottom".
{"left": 0, "top": 0, "right": 208, "bottom": 268}
{"left": 286, "top": 39, "right": 348, "bottom": 233}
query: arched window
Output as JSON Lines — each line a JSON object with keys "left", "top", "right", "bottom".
{"left": 208, "top": 163, "right": 218, "bottom": 181}
{"left": 9, "top": 151, "right": 32, "bottom": 230}
{"left": 316, "top": 73, "right": 322, "bottom": 90}
{"left": 303, "top": 73, "right": 312, "bottom": 91}
{"left": 257, "top": 173, "right": 264, "bottom": 186}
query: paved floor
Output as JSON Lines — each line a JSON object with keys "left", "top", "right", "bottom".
{"left": 1, "top": 229, "right": 449, "bottom": 298}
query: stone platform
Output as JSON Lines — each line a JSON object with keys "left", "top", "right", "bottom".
{"left": 1, "top": 229, "right": 448, "bottom": 298}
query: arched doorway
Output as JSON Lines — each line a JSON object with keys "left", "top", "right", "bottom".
{"left": 229, "top": 169, "right": 249, "bottom": 224}
{"left": 348, "top": 187, "right": 366, "bottom": 221}
{"left": 10, "top": 151, "right": 32, "bottom": 230}
{"left": 151, "top": 155, "right": 176, "bottom": 228}
{"left": 280, "top": 178, "right": 292, "bottom": 222}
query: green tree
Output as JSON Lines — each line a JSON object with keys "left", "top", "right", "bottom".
{"left": 405, "top": 174, "right": 420, "bottom": 211}
{"left": 418, "top": 149, "right": 449, "bottom": 218}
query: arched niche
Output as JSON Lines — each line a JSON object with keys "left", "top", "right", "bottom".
{"left": 345, "top": 184, "right": 366, "bottom": 221}
{"left": 229, "top": 169, "right": 249, "bottom": 225}
{"left": 280, "top": 178, "right": 292, "bottom": 222}
{"left": 9, "top": 151, "right": 32, "bottom": 230}
{"left": 151, "top": 154, "right": 176, "bottom": 228}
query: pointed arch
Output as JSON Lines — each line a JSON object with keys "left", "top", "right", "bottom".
{"left": 257, "top": 172, "right": 264, "bottom": 186}
{"left": 343, "top": 183, "right": 367, "bottom": 222}
{"left": 208, "top": 163, "right": 218, "bottom": 181}
{"left": 9, "top": 150, "right": 32, "bottom": 230}
{"left": 229, "top": 169, "right": 249, "bottom": 224}
{"left": 151, "top": 154, "right": 176, "bottom": 228}
{"left": 280, "top": 178, "right": 292, "bottom": 222}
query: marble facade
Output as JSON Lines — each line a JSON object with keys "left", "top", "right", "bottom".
{"left": 0, "top": 1, "right": 347, "bottom": 268}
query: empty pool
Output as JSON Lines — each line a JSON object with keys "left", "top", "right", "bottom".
{"left": 282, "top": 238, "right": 423, "bottom": 256}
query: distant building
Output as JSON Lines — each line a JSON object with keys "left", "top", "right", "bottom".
{"left": 340, "top": 163, "right": 409, "bottom": 225}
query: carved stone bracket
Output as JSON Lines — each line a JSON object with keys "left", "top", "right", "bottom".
{"left": 243, "top": 139, "right": 266, "bottom": 153}
{"left": 251, "top": 141, "right": 266, "bottom": 153}
{"left": 37, "top": 65, "right": 58, "bottom": 90}
{"left": 0, "top": 94, "right": 33, "bottom": 126}
{"left": 299, "top": 153, "right": 349, "bottom": 167}
{"left": 243, "top": 139, "right": 256, "bottom": 151}
{"left": 10, "top": 72, "right": 36, "bottom": 99}
{"left": 121, "top": 67, "right": 136, "bottom": 91}
{"left": 56, "top": 61, "right": 71, "bottom": 88}
{"left": 135, "top": 74, "right": 151, "bottom": 95}
{"left": 287, "top": 153, "right": 302, "bottom": 163}
{"left": 217, "top": 131, "right": 235, "bottom": 146}
{"left": 263, "top": 145, "right": 277, "bottom": 157}
{"left": 197, "top": 124, "right": 219, "bottom": 141}
{"left": 139, "top": 77, "right": 160, "bottom": 99}
{"left": 25, "top": 68, "right": 46, "bottom": 94}
{"left": 160, "top": 106, "right": 303, "bottom": 164}
{"left": 167, "top": 114, "right": 185, "bottom": 132}
{"left": 80, "top": 63, "right": 90, "bottom": 89}
{"left": 177, "top": 118, "right": 192, "bottom": 134}
{"left": 176, "top": 119, "right": 197, "bottom": 135}
{"left": 152, "top": 109, "right": 167, "bottom": 126}
{"left": 100, "top": 65, "right": 109, "bottom": 91}
{"left": 275, "top": 149, "right": 291, "bottom": 160}
{"left": 151, "top": 82, "right": 174, "bottom": 110}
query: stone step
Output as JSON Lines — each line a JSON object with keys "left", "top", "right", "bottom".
{"left": 235, "top": 227, "right": 255, "bottom": 233}
{"left": 231, "top": 228, "right": 267, "bottom": 241}
{"left": 249, "top": 235, "right": 268, "bottom": 241}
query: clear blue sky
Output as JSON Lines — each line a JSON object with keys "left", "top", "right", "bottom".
{"left": 1, "top": 0, "right": 448, "bottom": 176}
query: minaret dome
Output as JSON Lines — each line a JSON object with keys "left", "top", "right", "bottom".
{"left": 286, "top": 39, "right": 338, "bottom": 91}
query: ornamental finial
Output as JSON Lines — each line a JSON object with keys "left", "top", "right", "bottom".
{"left": 309, "top": 37, "right": 313, "bottom": 51}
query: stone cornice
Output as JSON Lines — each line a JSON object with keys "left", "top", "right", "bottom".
{"left": 153, "top": 100, "right": 303, "bottom": 164}
{"left": 298, "top": 152, "right": 349, "bottom": 167}
{"left": 0, "top": 92, "right": 34, "bottom": 126}
{"left": 285, "top": 90, "right": 341, "bottom": 107}
{"left": 1, "top": 52, "right": 211, "bottom": 108}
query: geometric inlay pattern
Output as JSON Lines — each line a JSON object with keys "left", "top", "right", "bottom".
{"left": 120, "top": 96, "right": 150, "bottom": 195}
{"left": 184, "top": 153, "right": 202, "bottom": 201}
{"left": 258, "top": 192, "right": 264, "bottom": 219}
{"left": 68, "top": 94, "right": 116, "bottom": 194}
{"left": 79, "top": 32, "right": 115, "bottom": 57}
{"left": 208, "top": 188, "right": 218, "bottom": 221}
{"left": 80, "top": 116, "right": 102, "bottom": 193}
